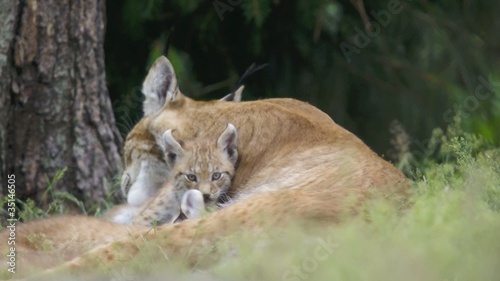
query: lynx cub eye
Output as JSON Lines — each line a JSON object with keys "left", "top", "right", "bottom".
{"left": 184, "top": 174, "right": 197, "bottom": 182}
{"left": 211, "top": 172, "right": 221, "bottom": 181}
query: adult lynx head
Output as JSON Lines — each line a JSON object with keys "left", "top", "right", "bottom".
{"left": 123, "top": 57, "right": 244, "bottom": 207}
{"left": 122, "top": 55, "right": 340, "bottom": 209}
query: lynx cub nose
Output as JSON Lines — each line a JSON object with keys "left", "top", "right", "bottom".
{"left": 203, "top": 194, "right": 210, "bottom": 202}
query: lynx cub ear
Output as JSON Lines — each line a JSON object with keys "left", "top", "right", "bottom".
{"left": 217, "top": 123, "right": 238, "bottom": 165}
{"left": 220, "top": 85, "right": 244, "bottom": 102}
{"left": 161, "top": 129, "right": 184, "bottom": 167}
{"left": 142, "top": 56, "right": 183, "bottom": 116}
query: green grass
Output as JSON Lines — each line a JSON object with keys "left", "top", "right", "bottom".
{"left": 4, "top": 124, "right": 500, "bottom": 281}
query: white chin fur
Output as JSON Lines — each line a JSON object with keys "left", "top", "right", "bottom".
{"left": 127, "top": 186, "right": 150, "bottom": 207}
{"left": 127, "top": 160, "right": 165, "bottom": 206}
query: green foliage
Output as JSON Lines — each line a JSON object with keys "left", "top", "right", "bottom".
{"left": 13, "top": 198, "right": 45, "bottom": 223}
{"left": 1, "top": 168, "right": 125, "bottom": 227}
{"left": 42, "top": 167, "right": 87, "bottom": 215}
{"left": 170, "top": 0, "right": 204, "bottom": 15}
{"left": 122, "top": 0, "right": 165, "bottom": 39}
{"left": 241, "top": 0, "right": 273, "bottom": 27}
{"left": 0, "top": 168, "right": 90, "bottom": 224}
{"left": 391, "top": 112, "right": 495, "bottom": 176}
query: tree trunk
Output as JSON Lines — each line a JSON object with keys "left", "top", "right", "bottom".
{"left": 0, "top": 0, "right": 122, "bottom": 209}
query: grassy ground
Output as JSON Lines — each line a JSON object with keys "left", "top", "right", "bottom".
{"left": 135, "top": 141, "right": 499, "bottom": 281}
{"left": 206, "top": 149, "right": 500, "bottom": 281}
{"left": 3, "top": 124, "right": 500, "bottom": 281}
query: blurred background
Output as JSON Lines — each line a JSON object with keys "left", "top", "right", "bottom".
{"left": 106, "top": 0, "right": 500, "bottom": 162}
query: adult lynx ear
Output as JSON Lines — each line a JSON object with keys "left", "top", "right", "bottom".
{"left": 142, "top": 56, "right": 183, "bottom": 116}
{"left": 220, "top": 85, "right": 244, "bottom": 102}
{"left": 217, "top": 123, "right": 238, "bottom": 165}
{"left": 161, "top": 129, "right": 184, "bottom": 167}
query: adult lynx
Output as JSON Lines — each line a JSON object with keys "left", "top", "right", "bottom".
{"left": 1, "top": 56, "right": 409, "bottom": 277}
{"left": 123, "top": 86, "right": 243, "bottom": 208}
{"left": 121, "top": 58, "right": 335, "bottom": 207}
{"left": 106, "top": 124, "right": 238, "bottom": 226}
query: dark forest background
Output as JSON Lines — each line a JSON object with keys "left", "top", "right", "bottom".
{"left": 105, "top": 0, "right": 500, "bottom": 160}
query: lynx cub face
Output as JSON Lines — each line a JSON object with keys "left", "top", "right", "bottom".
{"left": 162, "top": 123, "right": 238, "bottom": 203}
{"left": 106, "top": 124, "right": 238, "bottom": 226}
{"left": 130, "top": 123, "right": 238, "bottom": 226}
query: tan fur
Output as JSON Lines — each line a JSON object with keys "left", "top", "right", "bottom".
{"left": 131, "top": 125, "right": 238, "bottom": 226}
{"left": 121, "top": 61, "right": 336, "bottom": 207}
{"left": 0, "top": 56, "right": 409, "bottom": 277}
{"left": 123, "top": 66, "right": 242, "bottom": 207}
{"left": 121, "top": 127, "right": 168, "bottom": 207}
{"left": 0, "top": 215, "right": 145, "bottom": 276}
{"left": 101, "top": 203, "right": 141, "bottom": 224}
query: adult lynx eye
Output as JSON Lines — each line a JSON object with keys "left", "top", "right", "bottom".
{"left": 211, "top": 172, "right": 221, "bottom": 181}
{"left": 184, "top": 174, "right": 197, "bottom": 182}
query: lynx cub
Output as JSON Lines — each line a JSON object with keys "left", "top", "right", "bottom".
{"left": 106, "top": 123, "right": 238, "bottom": 226}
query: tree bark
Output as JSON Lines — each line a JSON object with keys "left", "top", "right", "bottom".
{"left": 0, "top": 0, "right": 122, "bottom": 208}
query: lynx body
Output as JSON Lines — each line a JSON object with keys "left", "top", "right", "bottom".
{"left": 0, "top": 56, "right": 409, "bottom": 278}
